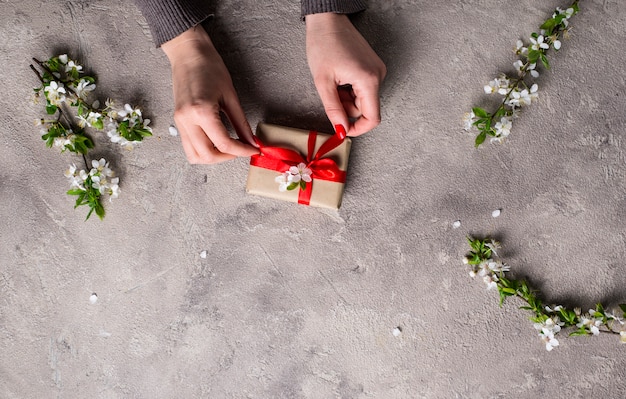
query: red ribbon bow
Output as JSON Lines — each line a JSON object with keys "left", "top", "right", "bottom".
{"left": 250, "top": 125, "right": 348, "bottom": 206}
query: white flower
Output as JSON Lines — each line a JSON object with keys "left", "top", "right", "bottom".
{"left": 275, "top": 163, "right": 313, "bottom": 192}
{"left": 65, "top": 60, "right": 83, "bottom": 73}
{"left": 482, "top": 275, "right": 498, "bottom": 290}
{"left": 86, "top": 111, "right": 102, "bottom": 127}
{"left": 545, "top": 305, "right": 564, "bottom": 313}
{"left": 485, "top": 240, "right": 500, "bottom": 256}
{"left": 534, "top": 317, "right": 564, "bottom": 351}
{"left": 73, "top": 79, "right": 96, "bottom": 99}
{"left": 541, "top": 331, "right": 560, "bottom": 351}
{"left": 275, "top": 172, "right": 294, "bottom": 192}
{"left": 86, "top": 159, "right": 120, "bottom": 199}
{"left": 44, "top": 81, "right": 66, "bottom": 105}
{"left": 106, "top": 118, "right": 138, "bottom": 149}
{"left": 463, "top": 111, "right": 475, "bottom": 131}
{"left": 484, "top": 76, "right": 511, "bottom": 95}
{"left": 65, "top": 163, "right": 87, "bottom": 190}
{"left": 513, "top": 60, "right": 525, "bottom": 75}
{"left": 494, "top": 117, "right": 512, "bottom": 138}
{"left": 108, "top": 179, "right": 120, "bottom": 200}
{"left": 527, "top": 63, "right": 539, "bottom": 78}
{"left": 487, "top": 261, "right": 510, "bottom": 273}
{"left": 90, "top": 158, "right": 114, "bottom": 178}
{"left": 289, "top": 163, "right": 313, "bottom": 184}
{"left": 576, "top": 314, "right": 603, "bottom": 336}
{"left": 506, "top": 84, "right": 538, "bottom": 108}
{"left": 515, "top": 40, "right": 528, "bottom": 56}
{"left": 553, "top": 39, "right": 561, "bottom": 50}
{"left": 530, "top": 35, "right": 550, "bottom": 51}
{"left": 118, "top": 104, "right": 147, "bottom": 129}
{"left": 58, "top": 54, "right": 68, "bottom": 64}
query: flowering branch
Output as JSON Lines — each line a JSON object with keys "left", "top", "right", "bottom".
{"left": 31, "top": 54, "right": 153, "bottom": 220}
{"left": 463, "top": 237, "right": 626, "bottom": 351}
{"left": 464, "top": 1, "right": 579, "bottom": 146}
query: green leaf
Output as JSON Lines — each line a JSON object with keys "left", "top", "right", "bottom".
{"left": 47, "top": 57, "right": 60, "bottom": 73}
{"left": 299, "top": 180, "right": 306, "bottom": 190}
{"left": 67, "top": 189, "right": 85, "bottom": 196}
{"left": 619, "top": 304, "right": 626, "bottom": 317}
{"left": 286, "top": 182, "right": 299, "bottom": 191}
{"left": 85, "top": 207, "right": 94, "bottom": 221}
{"left": 540, "top": 53, "right": 550, "bottom": 69}
{"left": 95, "top": 202, "right": 105, "bottom": 220}
{"left": 501, "top": 287, "right": 517, "bottom": 295}
{"left": 527, "top": 49, "right": 540, "bottom": 64}
{"left": 569, "top": 329, "right": 590, "bottom": 337}
{"left": 46, "top": 103, "right": 58, "bottom": 115}
{"left": 92, "top": 118, "right": 104, "bottom": 130}
{"left": 540, "top": 18, "right": 558, "bottom": 32}
{"left": 475, "top": 131, "right": 487, "bottom": 147}
{"left": 595, "top": 303, "right": 605, "bottom": 314}
{"left": 468, "top": 237, "right": 481, "bottom": 252}
{"left": 472, "top": 107, "right": 489, "bottom": 118}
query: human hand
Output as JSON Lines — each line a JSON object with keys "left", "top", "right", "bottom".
{"left": 305, "top": 13, "right": 386, "bottom": 137}
{"left": 161, "top": 26, "right": 259, "bottom": 164}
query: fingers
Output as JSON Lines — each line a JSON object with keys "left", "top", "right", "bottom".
{"left": 222, "top": 91, "right": 257, "bottom": 148}
{"left": 176, "top": 104, "right": 258, "bottom": 164}
{"left": 315, "top": 77, "right": 350, "bottom": 133}
{"left": 349, "top": 82, "right": 382, "bottom": 136}
{"left": 338, "top": 87, "right": 360, "bottom": 118}
{"left": 318, "top": 78, "right": 382, "bottom": 137}
{"left": 178, "top": 122, "right": 236, "bottom": 164}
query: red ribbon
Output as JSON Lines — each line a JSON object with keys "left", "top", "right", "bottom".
{"left": 250, "top": 125, "right": 347, "bottom": 206}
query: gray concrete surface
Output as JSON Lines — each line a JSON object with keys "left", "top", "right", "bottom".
{"left": 2, "top": 0, "right": 626, "bottom": 397}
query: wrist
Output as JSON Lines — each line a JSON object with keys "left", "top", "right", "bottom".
{"left": 161, "top": 25, "right": 214, "bottom": 65}
{"left": 305, "top": 12, "right": 350, "bottom": 33}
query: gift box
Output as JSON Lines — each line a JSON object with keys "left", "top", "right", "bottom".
{"left": 246, "top": 123, "right": 352, "bottom": 209}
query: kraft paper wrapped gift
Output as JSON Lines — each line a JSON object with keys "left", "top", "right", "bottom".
{"left": 246, "top": 123, "right": 352, "bottom": 209}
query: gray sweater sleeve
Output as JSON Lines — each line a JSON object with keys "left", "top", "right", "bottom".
{"left": 301, "top": 0, "right": 366, "bottom": 17}
{"left": 133, "top": 1, "right": 367, "bottom": 47}
{"left": 133, "top": 0, "right": 213, "bottom": 47}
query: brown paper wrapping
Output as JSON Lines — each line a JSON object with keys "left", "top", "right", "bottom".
{"left": 246, "top": 123, "right": 352, "bottom": 209}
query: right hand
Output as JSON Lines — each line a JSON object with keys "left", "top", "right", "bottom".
{"left": 162, "top": 25, "right": 259, "bottom": 164}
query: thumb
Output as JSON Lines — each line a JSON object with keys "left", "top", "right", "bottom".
{"left": 315, "top": 78, "right": 350, "bottom": 132}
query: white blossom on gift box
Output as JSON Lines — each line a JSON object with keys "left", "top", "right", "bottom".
{"left": 275, "top": 172, "right": 294, "bottom": 192}
{"left": 275, "top": 162, "right": 313, "bottom": 192}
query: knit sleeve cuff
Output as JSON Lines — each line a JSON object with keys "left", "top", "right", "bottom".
{"left": 301, "top": 0, "right": 367, "bottom": 19}
{"left": 133, "top": 0, "right": 213, "bottom": 47}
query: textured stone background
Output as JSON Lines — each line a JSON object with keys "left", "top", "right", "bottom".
{"left": 1, "top": 0, "right": 626, "bottom": 397}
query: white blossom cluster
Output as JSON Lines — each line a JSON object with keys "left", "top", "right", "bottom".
{"left": 65, "top": 158, "right": 120, "bottom": 200}
{"left": 464, "top": 236, "right": 626, "bottom": 351}
{"left": 464, "top": 241, "right": 510, "bottom": 290}
{"left": 534, "top": 315, "right": 564, "bottom": 351}
{"left": 463, "top": 5, "right": 577, "bottom": 145}
{"left": 37, "top": 54, "right": 152, "bottom": 151}
{"left": 275, "top": 163, "right": 313, "bottom": 192}
{"left": 105, "top": 101, "right": 152, "bottom": 149}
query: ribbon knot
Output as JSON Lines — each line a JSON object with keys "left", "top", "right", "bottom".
{"left": 250, "top": 125, "right": 348, "bottom": 206}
